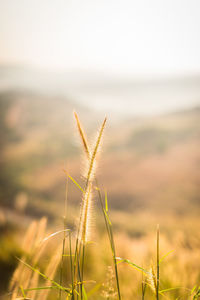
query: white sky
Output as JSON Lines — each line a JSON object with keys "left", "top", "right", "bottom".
{"left": 0, "top": 0, "right": 200, "bottom": 77}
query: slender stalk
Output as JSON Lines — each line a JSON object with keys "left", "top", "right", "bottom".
{"left": 141, "top": 265, "right": 146, "bottom": 299}
{"left": 59, "top": 218, "right": 66, "bottom": 300}
{"left": 77, "top": 183, "right": 92, "bottom": 299}
{"left": 109, "top": 224, "right": 121, "bottom": 300}
{"left": 59, "top": 178, "right": 68, "bottom": 299}
{"left": 20, "top": 285, "right": 26, "bottom": 299}
{"left": 73, "top": 232, "right": 79, "bottom": 282}
{"left": 73, "top": 113, "right": 107, "bottom": 299}
{"left": 73, "top": 231, "right": 84, "bottom": 299}
{"left": 69, "top": 231, "right": 74, "bottom": 300}
{"left": 156, "top": 224, "right": 160, "bottom": 300}
{"left": 59, "top": 227, "right": 66, "bottom": 300}
{"left": 95, "top": 179, "right": 121, "bottom": 300}
{"left": 80, "top": 244, "right": 85, "bottom": 300}
{"left": 77, "top": 244, "right": 83, "bottom": 299}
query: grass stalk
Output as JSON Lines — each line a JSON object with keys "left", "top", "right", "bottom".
{"left": 74, "top": 113, "right": 107, "bottom": 299}
{"left": 69, "top": 231, "right": 74, "bottom": 300}
{"left": 141, "top": 265, "right": 146, "bottom": 300}
{"left": 95, "top": 179, "right": 121, "bottom": 300}
{"left": 81, "top": 244, "right": 85, "bottom": 299}
{"left": 59, "top": 179, "right": 68, "bottom": 299}
{"left": 59, "top": 220, "right": 66, "bottom": 300}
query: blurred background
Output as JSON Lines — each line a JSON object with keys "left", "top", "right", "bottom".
{"left": 0, "top": 0, "right": 200, "bottom": 298}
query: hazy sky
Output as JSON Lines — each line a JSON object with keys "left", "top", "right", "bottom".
{"left": 0, "top": 0, "right": 200, "bottom": 77}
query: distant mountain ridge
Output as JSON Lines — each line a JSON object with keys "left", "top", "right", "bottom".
{"left": 0, "top": 64, "right": 200, "bottom": 116}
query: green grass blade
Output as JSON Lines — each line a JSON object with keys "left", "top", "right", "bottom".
{"left": 16, "top": 257, "right": 70, "bottom": 294}
{"left": 95, "top": 182, "right": 121, "bottom": 300}
{"left": 160, "top": 287, "right": 191, "bottom": 293}
{"left": 191, "top": 285, "right": 197, "bottom": 294}
{"left": 20, "top": 285, "right": 26, "bottom": 298}
{"left": 105, "top": 190, "right": 108, "bottom": 212}
{"left": 24, "top": 286, "right": 59, "bottom": 291}
{"left": 63, "top": 170, "right": 85, "bottom": 193}
{"left": 103, "top": 208, "right": 112, "bottom": 225}
{"left": 82, "top": 285, "right": 88, "bottom": 300}
{"left": 159, "top": 250, "right": 174, "bottom": 265}
{"left": 87, "top": 283, "right": 101, "bottom": 297}
{"left": 116, "top": 257, "right": 150, "bottom": 275}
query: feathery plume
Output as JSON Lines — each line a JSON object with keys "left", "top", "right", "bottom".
{"left": 75, "top": 114, "right": 106, "bottom": 244}
{"left": 102, "top": 266, "right": 117, "bottom": 299}
{"left": 78, "top": 183, "right": 93, "bottom": 244}
{"left": 147, "top": 265, "right": 157, "bottom": 294}
{"left": 74, "top": 111, "right": 90, "bottom": 159}
{"left": 85, "top": 117, "right": 107, "bottom": 184}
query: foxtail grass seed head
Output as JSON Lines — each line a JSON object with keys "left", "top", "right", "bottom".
{"left": 78, "top": 183, "right": 93, "bottom": 244}
{"left": 74, "top": 111, "right": 90, "bottom": 159}
{"left": 84, "top": 117, "right": 107, "bottom": 183}
{"left": 147, "top": 265, "right": 157, "bottom": 294}
{"left": 102, "top": 266, "right": 117, "bottom": 299}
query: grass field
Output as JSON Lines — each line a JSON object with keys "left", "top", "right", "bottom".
{"left": 0, "top": 95, "right": 200, "bottom": 299}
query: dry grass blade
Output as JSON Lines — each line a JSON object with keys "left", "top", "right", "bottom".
{"left": 9, "top": 218, "right": 48, "bottom": 300}
{"left": 26, "top": 272, "right": 39, "bottom": 299}
{"left": 37, "top": 243, "right": 63, "bottom": 300}
{"left": 9, "top": 221, "right": 38, "bottom": 299}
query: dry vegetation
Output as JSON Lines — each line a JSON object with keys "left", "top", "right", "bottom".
{"left": 1, "top": 111, "right": 199, "bottom": 300}
{"left": 0, "top": 94, "right": 200, "bottom": 299}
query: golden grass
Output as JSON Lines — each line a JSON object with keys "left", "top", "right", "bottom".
{"left": 7, "top": 113, "right": 200, "bottom": 300}
{"left": 78, "top": 183, "right": 93, "bottom": 244}
{"left": 9, "top": 218, "right": 48, "bottom": 299}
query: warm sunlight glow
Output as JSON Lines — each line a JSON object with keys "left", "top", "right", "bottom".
{"left": 0, "top": 0, "right": 200, "bottom": 76}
